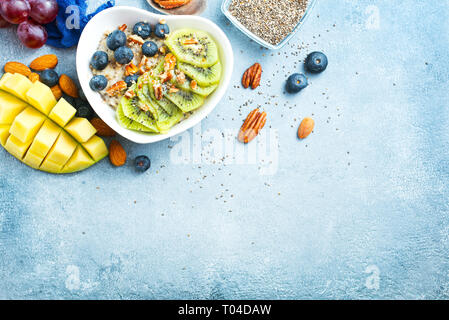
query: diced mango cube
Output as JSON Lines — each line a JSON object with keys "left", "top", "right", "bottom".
{"left": 0, "top": 125, "right": 10, "bottom": 146}
{"left": 9, "top": 106, "right": 46, "bottom": 143}
{"left": 23, "top": 151, "right": 45, "bottom": 169}
{"left": 0, "top": 73, "right": 13, "bottom": 89}
{"left": 0, "top": 90, "right": 28, "bottom": 125}
{"left": 65, "top": 117, "right": 97, "bottom": 143}
{"left": 43, "top": 131, "right": 77, "bottom": 166}
{"left": 4, "top": 135, "right": 33, "bottom": 159}
{"left": 40, "top": 158, "right": 63, "bottom": 174}
{"left": 2, "top": 73, "right": 32, "bottom": 101}
{"left": 28, "top": 119, "right": 62, "bottom": 158}
{"left": 82, "top": 136, "right": 108, "bottom": 162}
{"left": 48, "top": 98, "right": 76, "bottom": 127}
{"left": 26, "top": 81, "right": 57, "bottom": 115}
{"left": 61, "top": 146, "right": 95, "bottom": 173}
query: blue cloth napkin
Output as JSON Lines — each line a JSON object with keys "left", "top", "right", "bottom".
{"left": 45, "top": 0, "right": 115, "bottom": 48}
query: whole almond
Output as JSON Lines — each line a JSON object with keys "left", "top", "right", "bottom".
{"left": 4, "top": 62, "right": 31, "bottom": 77}
{"left": 109, "top": 140, "right": 127, "bottom": 167}
{"left": 29, "top": 54, "right": 58, "bottom": 71}
{"left": 91, "top": 118, "right": 116, "bottom": 137}
{"left": 59, "top": 74, "right": 79, "bottom": 98}
{"left": 51, "top": 85, "right": 62, "bottom": 100}
{"left": 298, "top": 117, "right": 315, "bottom": 139}
{"left": 28, "top": 72, "right": 40, "bottom": 83}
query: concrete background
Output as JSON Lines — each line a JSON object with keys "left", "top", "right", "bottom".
{"left": 0, "top": 0, "right": 448, "bottom": 299}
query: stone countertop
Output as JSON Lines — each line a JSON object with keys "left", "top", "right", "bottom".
{"left": 0, "top": 0, "right": 448, "bottom": 299}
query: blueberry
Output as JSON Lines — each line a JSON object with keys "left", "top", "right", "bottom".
{"left": 154, "top": 23, "right": 169, "bottom": 38}
{"left": 40, "top": 69, "right": 59, "bottom": 87}
{"left": 114, "top": 46, "right": 134, "bottom": 65}
{"left": 125, "top": 74, "right": 139, "bottom": 87}
{"left": 106, "top": 30, "right": 127, "bottom": 50}
{"left": 135, "top": 155, "right": 151, "bottom": 172}
{"left": 90, "top": 51, "right": 109, "bottom": 70}
{"left": 142, "top": 41, "right": 158, "bottom": 57}
{"left": 286, "top": 73, "right": 308, "bottom": 93}
{"left": 76, "top": 104, "right": 94, "bottom": 119}
{"left": 74, "top": 98, "right": 86, "bottom": 110}
{"left": 133, "top": 22, "right": 152, "bottom": 39}
{"left": 305, "top": 51, "right": 328, "bottom": 73}
{"left": 89, "top": 75, "right": 108, "bottom": 92}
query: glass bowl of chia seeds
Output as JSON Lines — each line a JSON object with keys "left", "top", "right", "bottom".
{"left": 221, "top": 0, "right": 317, "bottom": 50}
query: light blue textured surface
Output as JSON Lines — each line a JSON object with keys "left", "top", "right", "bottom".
{"left": 0, "top": 0, "right": 448, "bottom": 299}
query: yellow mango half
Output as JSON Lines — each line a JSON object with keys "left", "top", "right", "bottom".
{"left": 0, "top": 90, "right": 29, "bottom": 125}
{"left": 26, "top": 81, "right": 57, "bottom": 115}
{"left": 0, "top": 74, "right": 109, "bottom": 174}
{"left": 9, "top": 106, "right": 46, "bottom": 143}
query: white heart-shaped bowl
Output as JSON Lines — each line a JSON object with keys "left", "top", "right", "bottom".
{"left": 77, "top": 6, "right": 234, "bottom": 144}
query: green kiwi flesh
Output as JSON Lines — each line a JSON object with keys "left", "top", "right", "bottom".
{"left": 165, "top": 29, "right": 219, "bottom": 68}
{"left": 177, "top": 61, "right": 221, "bottom": 87}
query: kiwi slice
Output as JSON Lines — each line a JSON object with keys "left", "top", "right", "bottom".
{"left": 177, "top": 62, "right": 221, "bottom": 87}
{"left": 156, "top": 106, "right": 184, "bottom": 133}
{"left": 121, "top": 96, "right": 159, "bottom": 133}
{"left": 172, "top": 78, "right": 218, "bottom": 97}
{"left": 165, "top": 29, "right": 219, "bottom": 68}
{"left": 164, "top": 89, "right": 205, "bottom": 112}
{"left": 116, "top": 101, "right": 156, "bottom": 133}
{"left": 136, "top": 76, "right": 159, "bottom": 120}
{"left": 151, "top": 59, "right": 165, "bottom": 77}
{"left": 154, "top": 95, "right": 180, "bottom": 115}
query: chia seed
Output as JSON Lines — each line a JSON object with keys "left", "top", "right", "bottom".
{"left": 228, "top": 0, "right": 309, "bottom": 46}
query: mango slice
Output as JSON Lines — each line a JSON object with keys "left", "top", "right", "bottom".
{"left": 42, "top": 131, "right": 77, "bottom": 167}
{"left": 26, "top": 81, "right": 57, "bottom": 115}
{"left": 4, "top": 135, "right": 33, "bottom": 159}
{"left": 0, "top": 90, "right": 28, "bottom": 125}
{"left": 82, "top": 136, "right": 109, "bottom": 162}
{"left": 48, "top": 98, "right": 76, "bottom": 127}
{"left": 27, "top": 119, "right": 61, "bottom": 158}
{"left": 1, "top": 73, "right": 32, "bottom": 101}
{"left": 65, "top": 117, "right": 97, "bottom": 143}
{"left": 0, "top": 72, "right": 13, "bottom": 89}
{"left": 23, "top": 151, "right": 45, "bottom": 169}
{"left": 40, "top": 158, "right": 64, "bottom": 174}
{"left": 9, "top": 106, "right": 46, "bottom": 143}
{"left": 61, "top": 146, "right": 95, "bottom": 173}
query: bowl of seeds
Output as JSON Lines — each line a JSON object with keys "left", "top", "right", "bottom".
{"left": 221, "top": 0, "right": 317, "bottom": 50}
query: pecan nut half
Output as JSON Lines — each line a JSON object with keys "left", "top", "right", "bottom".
{"left": 238, "top": 108, "right": 267, "bottom": 143}
{"left": 242, "top": 63, "right": 262, "bottom": 89}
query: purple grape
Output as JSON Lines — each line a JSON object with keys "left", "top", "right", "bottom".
{"left": 0, "top": 0, "right": 31, "bottom": 24}
{"left": 17, "top": 19, "right": 48, "bottom": 49}
{"left": 0, "top": 14, "right": 11, "bottom": 28}
{"left": 28, "top": 0, "right": 58, "bottom": 24}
